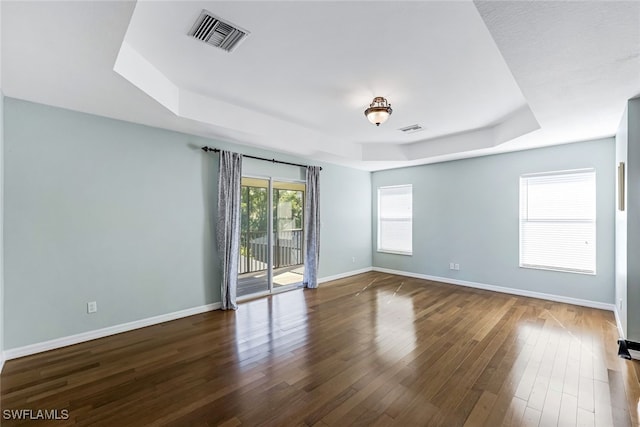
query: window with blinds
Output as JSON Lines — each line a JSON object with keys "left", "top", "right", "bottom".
{"left": 519, "top": 169, "right": 596, "bottom": 274}
{"left": 378, "top": 185, "right": 412, "bottom": 255}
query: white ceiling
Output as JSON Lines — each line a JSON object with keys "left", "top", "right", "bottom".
{"left": 2, "top": 1, "right": 639, "bottom": 171}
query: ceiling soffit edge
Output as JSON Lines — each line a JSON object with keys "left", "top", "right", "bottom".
{"left": 362, "top": 106, "right": 540, "bottom": 161}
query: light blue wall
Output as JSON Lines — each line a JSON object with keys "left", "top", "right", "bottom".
{"left": 4, "top": 95, "right": 620, "bottom": 351}
{"left": 3, "top": 98, "right": 371, "bottom": 349}
{"left": 372, "top": 139, "right": 615, "bottom": 304}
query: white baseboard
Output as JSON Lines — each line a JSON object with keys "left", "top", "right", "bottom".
{"left": 372, "top": 267, "right": 616, "bottom": 312}
{"left": 3, "top": 267, "right": 375, "bottom": 362}
{"left": 319, "top": 267, "right": 373, "bottom": 284}
{"left": 6, "top": 266, "right": 613, "bottom": 362}
{"left": 4, "top": 302, "right": 222, "bottom": 361}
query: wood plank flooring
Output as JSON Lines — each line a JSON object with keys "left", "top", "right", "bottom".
{"left": 1, "top": 272, "right": 639, "bottom": 426}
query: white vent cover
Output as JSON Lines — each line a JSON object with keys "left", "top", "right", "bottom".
{"left": 399, "top": 124, "right": 424, "bottom": 134}
{"left": 189, "top": 10, "right": 249, "bottom": 52}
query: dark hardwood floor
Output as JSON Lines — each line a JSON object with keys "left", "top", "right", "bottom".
{"left": 1, "top": 272, "right": 639, "bottom": 426}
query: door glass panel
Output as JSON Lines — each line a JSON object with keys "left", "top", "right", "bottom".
{"left": 272, "top": 181, "right": 305, "bottom": 289}
{"left": 238, "top": 178, "right": 270, "bottom": 296}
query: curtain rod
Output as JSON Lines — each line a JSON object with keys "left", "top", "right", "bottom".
{"left": 201, "top": 146, "right": 322, "bottom": 171}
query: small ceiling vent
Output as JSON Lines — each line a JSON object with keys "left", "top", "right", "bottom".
{"left": 399, "top": 124, "right": 425, "bottom": 134}
{"left": 189, "top": 10, "right": 249, "bottom": 52}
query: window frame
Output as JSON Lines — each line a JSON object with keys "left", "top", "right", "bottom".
{"left": 519, "top": 168, "right": 596, "bottom": 275}
{"left": 377, "top": 184, "right": 413, "bottom": 256}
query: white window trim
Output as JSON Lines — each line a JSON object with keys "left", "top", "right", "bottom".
{"left": 377, "top": 184, "right": 413, "bottom": 256}
{"left": 519, "top": 168, "right": 596, "bottom": 275}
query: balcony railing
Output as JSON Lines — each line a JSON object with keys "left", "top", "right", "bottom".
{"left": 239, "top": 229, "right": 304, "bottom": 274}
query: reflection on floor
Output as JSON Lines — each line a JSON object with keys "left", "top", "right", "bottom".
{"left": 237, "top": 264, "right": 304, "bottom": 296}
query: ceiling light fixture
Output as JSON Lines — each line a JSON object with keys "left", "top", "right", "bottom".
{"left": 364, "top": 96, "right": 392, "bottom": 126}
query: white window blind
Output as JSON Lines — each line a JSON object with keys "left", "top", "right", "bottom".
{"left": 378, "top": 185, "right": 412, "bottom": 255}
{"left": 519, "top": 169, "right": 596, "bottom": 274}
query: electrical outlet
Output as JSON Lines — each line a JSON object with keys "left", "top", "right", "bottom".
{"left": 454, "top": 264, "right": 460, "bottom": 271}
{"left": 352, "top": 257, "right": 356, "bottom": 263}
{"left": 449, "top": 262, "right": 455, "bottom": 270}
{"left": 619, "top": 298, "right": 623, "bottom": 310}
{"left": 87, "top": 301, "right": 98, "bottom": 314}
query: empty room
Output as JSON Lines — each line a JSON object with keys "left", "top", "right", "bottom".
{"left": 0, "top": 1, "right": 639, "bottom": 426}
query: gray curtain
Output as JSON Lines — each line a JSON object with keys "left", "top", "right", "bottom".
{"left": 303, "top": 166, "right": 321, "bottom": 288}
{"left": 217, "top": 151, "right": 243, "bottom": 310}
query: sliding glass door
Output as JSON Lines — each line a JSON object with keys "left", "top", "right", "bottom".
{"left": 272, "top": 181, "right": 305, "bottom": 289}
{"left": 239, "top": 177, "right": 270, "bottom": 295}
{"left": 238, "top": 177, "right": 305, "bottom": 297}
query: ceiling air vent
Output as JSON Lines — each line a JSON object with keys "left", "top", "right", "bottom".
{"left": 399, "top": 124, "right": 425, "bottom": 134}
{"left": 188, "top": 10, "right": 249, "bottom": 52}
